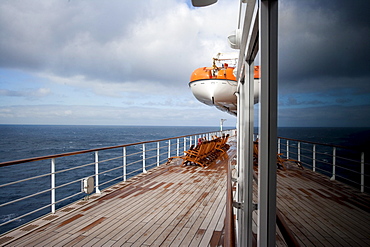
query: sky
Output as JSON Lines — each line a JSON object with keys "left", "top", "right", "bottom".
{"left": 0, "top": 0, "right": 369, "bottom": 127}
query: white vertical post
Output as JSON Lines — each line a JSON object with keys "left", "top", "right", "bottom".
{"left": 313, "top": 144, "right": 316, "bottom": 172}
{"left": 278, "top": 138, "right": 281, "bottom": 154}
{"left": 190, "top": 136, "right": 192, "bottom": 147}
{"left": 258, "top": 0, "right": 278, "bottom": 246}
{"left": 298, "top": 142, "right": 301, "bottom": 162}
{"left": 286, "top": 140, "right": 289, "bottom": 159}
{"left": 168, "top": 140, "right": 171, "bottom": 158}
{"left": 177, "top": 138, "right": 180, "bottom": 156}
{"left": 123, "top": 147, "right": 127, "bottom": 181}
{"left": 184, "top": 137, "right": 187, "bottom": 151}
{"left": 157, "top": 142, "right": 160, "bottom": 167}
{"left": 142, "top": 144, "right": 147, "bottom": 173}
{"left": 361, "top": 152, "right": 365, "bottom": 192}
{"left": 331, "top": 147, "right": 336, "bottom": 180}
{"left": 95, "top": 151, "right": 101, "bottom": 194}
{"left": 238, "top": 62, "right": 255, "bottom": 247}
{"left": 51, "top": 158, "right": 55, "bottom": 214}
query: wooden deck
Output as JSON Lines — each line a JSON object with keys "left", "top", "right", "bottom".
{"left": 1, "top": 141, "right": 370, "bottom": 246}
{"left": 1, "top": 149, "right": 233, "bottom": 247}
{"left": 275, "top": 165, "right": 370, "bottom": 246}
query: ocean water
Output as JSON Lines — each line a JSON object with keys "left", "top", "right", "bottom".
{"left": 0, "top": 125, "right": 369, "bottom": 234}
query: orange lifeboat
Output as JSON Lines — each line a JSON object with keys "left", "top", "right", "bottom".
{"left": 189, "top": 62, "right": 260, "bottom": 116}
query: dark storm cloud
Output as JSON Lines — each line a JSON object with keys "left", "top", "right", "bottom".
{"left": 279, "top": 104, "right": 370, "bottom": 127}
{"left": 279, "top": 0, "right": 370, "bottom": 94}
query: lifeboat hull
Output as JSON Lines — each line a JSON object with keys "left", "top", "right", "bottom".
{"left": 189, "top": 66, "right": 260, "bottom": 116}
{"left": 189, "top": 79, "right": 237, "bottom": 115}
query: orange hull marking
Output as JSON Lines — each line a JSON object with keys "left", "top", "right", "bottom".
{"left": 190, "top": 65, "right": 260, "bottom": 82}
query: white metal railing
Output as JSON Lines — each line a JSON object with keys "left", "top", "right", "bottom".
{"left": 278, "top": 137, "right": 369, "bottom": 193}
{"left": 0, "top": 129, "right": 233, "bottom": 235}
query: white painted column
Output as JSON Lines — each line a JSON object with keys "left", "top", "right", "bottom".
{"left": 258, "top": 0, "right": 278, "bottom": 246}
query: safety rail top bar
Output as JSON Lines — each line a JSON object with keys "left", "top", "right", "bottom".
{"left": 279, "top": 136, "right": 367, "bottom": 152}
{"left": 0, "top": 130, "right": 230, "bottom": 168}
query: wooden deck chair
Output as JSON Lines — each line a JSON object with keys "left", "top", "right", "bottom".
{"left": 252, "top": 140, "right": 302, "bottom": 170}
{"left": 277, "top": 153, "right": 303, "bottom": 170}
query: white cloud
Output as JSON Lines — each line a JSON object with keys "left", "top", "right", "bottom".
{"left": 0, "top": 105, "right": 237, "bottom": 126}
{"left": 0, "top": 0, "right": 239, "bottom": 87}
{"left": 0, "top": 88, "right": 51, "bottom": 98}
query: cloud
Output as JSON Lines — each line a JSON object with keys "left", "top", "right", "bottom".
{"left": 0, "top": 88, "right": 51, "bottom": 98}
{"left": 0, "top": 0, "right": 369, "bottom": 127}
{"left": 0, "top": 0, "right": 238, "bottom": 89}
{"left": 278, "top": 104, "right": 370, "bottom": 127}
{"left": 0, "top": 104, "right": 236, "bottom": 126}
{"left": 279, "top": 0, "right": 370, "bottom": 94}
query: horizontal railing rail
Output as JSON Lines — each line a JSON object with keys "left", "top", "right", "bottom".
{"left": 0, "top": 129, "right": 235, "bottom": 235}
{"left": 277, "top": 136, "right": 369, "bottom": 193}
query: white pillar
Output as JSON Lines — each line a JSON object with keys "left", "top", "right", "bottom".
{"left": 258, "top": 0, "right": 278, "bottom": 246}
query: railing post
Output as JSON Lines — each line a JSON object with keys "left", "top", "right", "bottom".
{"left": 331, "top": 147, "right": 336, "bottom": 180}
{"left": 286, "top": 140, "right": 289, "bottom": 159}
{"left": 278, "top": 138, "right": 281, "bottom": 154}
{"left": 190, "top": 136, "right": 192, "bottom": 147}
{"left": 157, "top": 142, "right": 160, "bottom": 167}
{"left": 95, "top": 151, "right": 101, "bottom": 194}
{"left": 361, "top": 152, "right": 365, "bottom": 193}
{"left": 168, "top": 140, "right": 171, "bottom": 158}
{"left": 142, "top": 144, "right": 147, "bottom": 173}
{"left": 177, "top": 138, "right": 180, "bottom": 156}
{"left": 123, "top": 147, "right": 127, "bottom": 181}
{"left": 298, "top": 141, "right": 301, "bottom": 162}
{"left": 184, "top": 137, "right": 187, "bottom": 152}
{"left": 51, "top": 158, "right": 55, "bottom": 214}
{"left": 313, "top": 144, "right": 316, "bottom": 172}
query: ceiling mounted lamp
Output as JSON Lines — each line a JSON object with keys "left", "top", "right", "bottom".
{"left": 191, "top": 0, "right": 218, "bottom": 7}
{"left": 228, "top": 29, "right": 242, "bottom": 49}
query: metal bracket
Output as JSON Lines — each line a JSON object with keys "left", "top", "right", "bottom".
{"left": 253, "top": 203, "right": 258, "bottom": 211}
{"left": 233, "top": 201, "right": 243, "bottom": 210}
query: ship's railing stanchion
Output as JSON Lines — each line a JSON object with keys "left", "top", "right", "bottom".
{"left": 184, "top": 137, "right": 187, "bottom": 152}
{"left": 168, "top": 140, "right": 171, "bottom": 159}
{"left": 286, "top": 140, "right": 290, "bottom": 159}
{"left": 361, "top": 152, "right": 365, "bottom": 192}
{"left": 313, "top": 144, "right": 316, "bottom": 172}
{"left": 331, "top": 147, "right": 336, "bottom": 180}
{"left": 123, "top": 147, "right": 127, "bottom": 181}
{"left": 278, "top": 138, "right": 281, "bottom": 154}
{"left": 95, "top": 151, "right": 101, "bottom": 194}
{"left": 176, "top": 139, "right": 180, "bottom": 156}
{"left": 157, "top": 142, "right": 160, "bottom": 167}
{"left": 298, "top": 142, "right": 301, "bottom": 162}
{"left": 142, "top": 144, "right": 147, "bottom": 173}
{"left": 51, "top": 158, "right": 56, "bottom": 214}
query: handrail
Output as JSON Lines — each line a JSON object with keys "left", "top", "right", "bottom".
{"left": 0, "top": 130, "right": 227, "bottom": 168}
{"left": 278, "top": 136, "right": 366, "bottom": 152}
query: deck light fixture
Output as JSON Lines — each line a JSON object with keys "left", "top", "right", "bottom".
{"left": 228, "top": 29, "right": 242, "bottom": 49}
